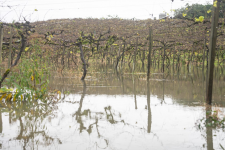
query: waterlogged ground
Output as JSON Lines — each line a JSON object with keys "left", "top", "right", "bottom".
{"left": 0, "top": 65, "right": 225, "bottom": 150}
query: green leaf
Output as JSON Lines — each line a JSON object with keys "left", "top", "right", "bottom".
{"left": 207, "top": 10, "right": 211, "bottom": 14}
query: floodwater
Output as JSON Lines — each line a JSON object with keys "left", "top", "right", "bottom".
{"left": 0, "top": 64, "right": 225, "bottom": 150}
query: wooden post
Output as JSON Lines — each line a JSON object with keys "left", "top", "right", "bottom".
{"left": 118, "top": 45, "right": 121, "bottom": 56}
{"left": 178, "top": 48, "right": 181, "bottom": 66}
{"left": 111, "top": 45, "right": 114, "bottom": 65}
{"left": 157, "top": 50, "right": 160, "bottom": 69}
{"left": 67, "top": 53, "right": 70, "bottom": 69}
{"left": 121, "top": 42, "right": 125, "bottom": 68}
{"left": 206, "top": 0, "right": 220, "bottom": 104}
{"left": 147, "top": 79, "right": 152, "bottom": 133}
{"left": 61, "top": 46, "right": 65, "bottom": 66}
{"left": 142, "top": 49, "right": 145, "bottom": 70}
{"left": 8, "top": 27, "right": 12, "bottom": 68}
{"left": 0, "top": 25, "right": 3, "bottom": 63}
{"left": 163, "top": 44, "right": 165, "bottom": 73}
{"left": 163, "top": 73, "right": 165, "bottom": 102}
{"left": 147, "top": 27, "right": 153, "bottom": 79}
{"left": 173, "top": 45, "right": 175, "bottom": 68}
{"left": 80, "top": 44, "right": 87, "bottom": 80}
{"left": 202, "top": 38, "right": 206, "bottom": 79}
{"left": 133, "top": 37, "right": 138, "bottom": 72}
{"left": 115, "top": 45, "right": 121, "bottom": 69}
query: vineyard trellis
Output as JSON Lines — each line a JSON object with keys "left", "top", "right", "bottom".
{"left": 0, "top": 19, "right": 224, "bottom": 71}
{"left": 0, "top": 5, "right": 224, "bottom": 102}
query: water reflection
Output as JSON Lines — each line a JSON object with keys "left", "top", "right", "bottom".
{"left": 0, "top": 100, "right": 61, "bottom": 149}
{"left": 71, "top": 80, "right": 142, "bottom": 149}
{"left": 147, "top": 79, "right": 152, "bottom": 133}
{"left": 0, "top": 64, "right": 225, "bottom": 149}
{"left": 0, "top": 111, "right": 2, "bottom": 149}
{"left": 49, "top": 65, "right": 225, "bottom": 106}
{"left": 132, "top": 74, "right": 137, "bottom": 109}
{"left": 206, "top": 106, "right": 213, "bottom": 150}
{"left": 73, "top": 80, "right": 92, "bottom": 134}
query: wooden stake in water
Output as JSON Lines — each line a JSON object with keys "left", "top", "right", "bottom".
{"left": 206, "top": 0, "right": 220, "bottom": 105}
{"left": 8, "top": 27, "right": 12, "bottom": 68}
{"left": 163, "top": 44, "right": 165, "bottom": 73}
{"left": 79, "top": 44, "right": 87, "bottom": 80}
{"left": 202, "top": 38, "right": 206, "bottom": 80}
{"left": 0, "top": 25, "right": 3, "bottom": 63}
{"left": 133, "top": 37, "right": 138, "bottom": 72}
{"left": 147, "top": 27, "right": 153, "bottom": 79}
{"left": 121, "top": 42, "right": 125, "bottom": 68}
{"left": 142, "top": 49, "right": 145, "bottom": 70}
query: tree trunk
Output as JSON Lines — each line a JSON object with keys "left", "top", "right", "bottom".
{"left": 79, "top": 44, "right": 87, "bottom": 80}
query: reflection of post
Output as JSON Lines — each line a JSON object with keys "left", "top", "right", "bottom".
{"left": 206, "top": 106, "right": 214, "bottom": 150}
{"left": 163, "top": 73, "right": 165, "bottom": 102}
{"left": 121, "top": 74, "right": 124, "bottom": 94}
{"left": 0, "top": 112, "right": 2, "bottom": 133}
{"left": 132, "top": 74, "right": 137, "bottom": 109}
{"left": 75, "top": 80, "right": 87, "bottom": 133}
{"left": 17, "top": 117, "right": 24, "bottom": 139}
{"left": 9, "top": 111, "right": 12, "bottom": 124}
{"left": 147, "top": 79, "right": 152, "bottom": 133}
{"left": 76, "top": 81, "right": 86, "bottom": 118}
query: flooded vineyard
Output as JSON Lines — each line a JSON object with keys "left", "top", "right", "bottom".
{"left": 0, "top": 10, "right": 225, "bottom": 150}
{"left": 0, "top": 64, "right": 225, "bottom": 150}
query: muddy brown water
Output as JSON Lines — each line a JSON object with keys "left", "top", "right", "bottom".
{"left": 0, "top": 65, "right": 225, "bottom": 150}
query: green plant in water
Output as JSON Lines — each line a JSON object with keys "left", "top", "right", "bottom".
{"left": 1, "top": 44, "right": 52, "bottom": 102}
{"left": 196, "top": 105, "right": 225, "bottom": 130}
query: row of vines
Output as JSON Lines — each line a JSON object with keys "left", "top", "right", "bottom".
{"left": 0, "top": 10, "right": 225, "bottom": 100}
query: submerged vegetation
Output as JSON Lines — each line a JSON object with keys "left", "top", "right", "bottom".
{"left": 196, "top": 104, "right": 225, "bottom": 129}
